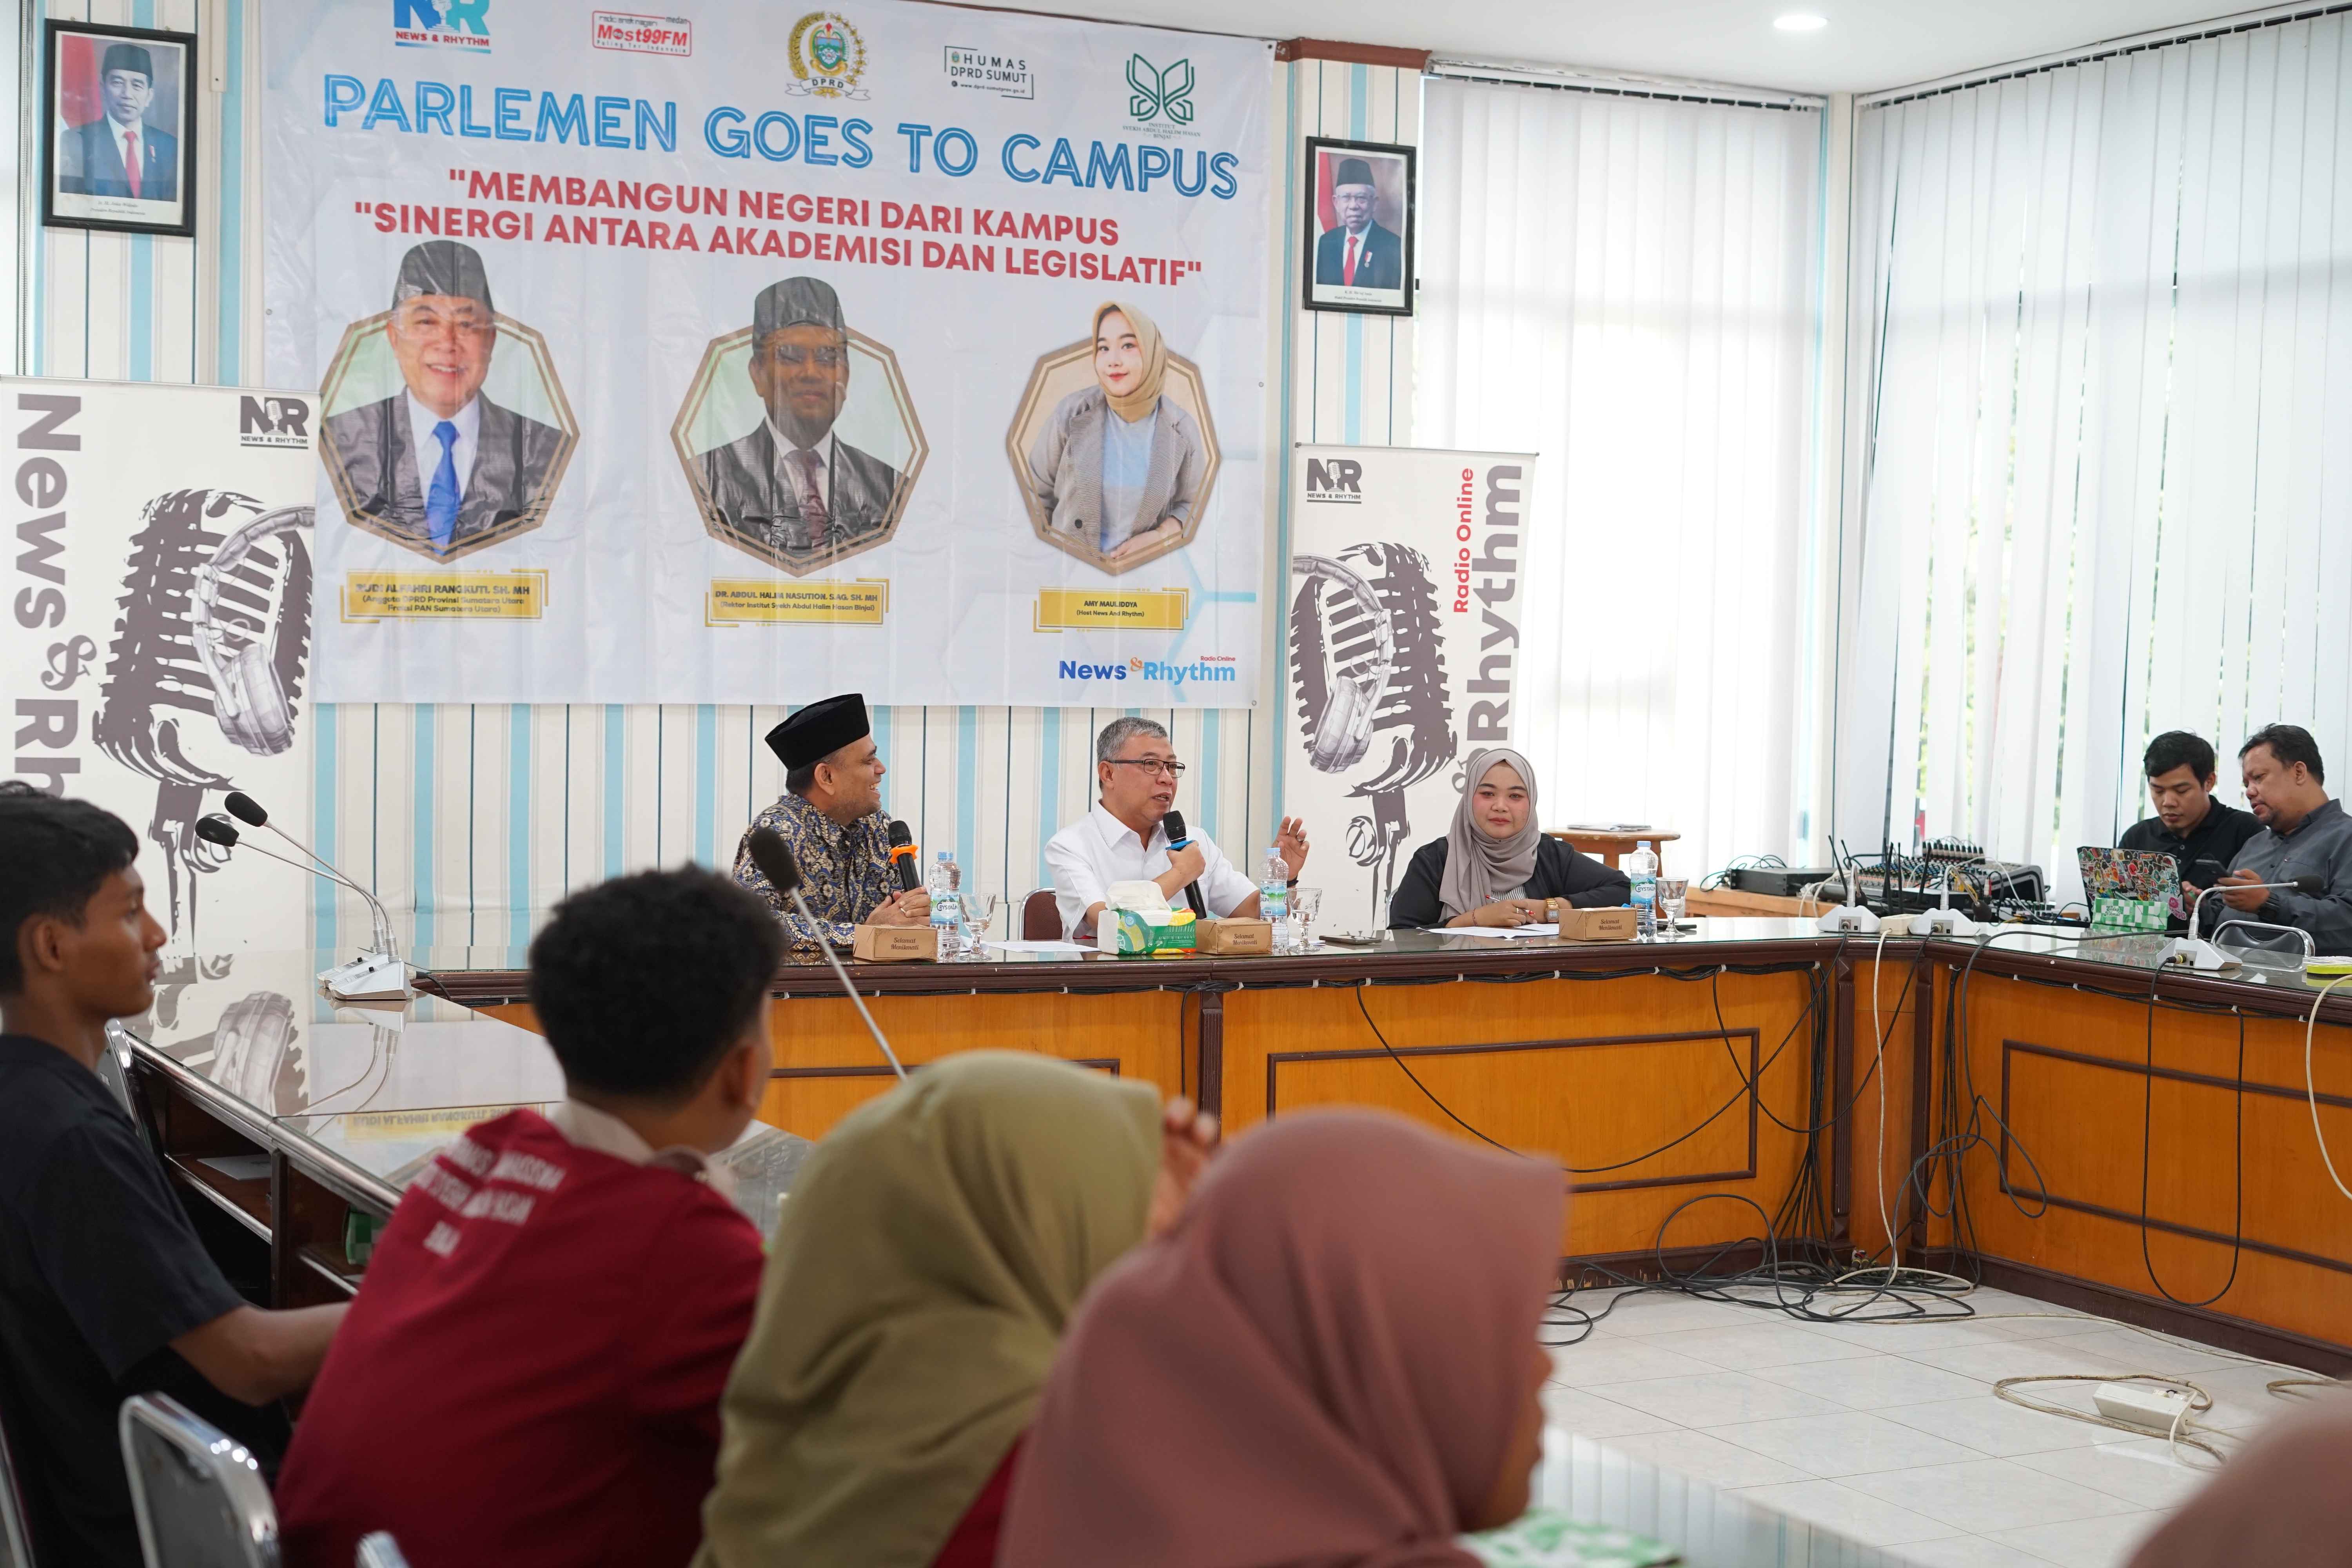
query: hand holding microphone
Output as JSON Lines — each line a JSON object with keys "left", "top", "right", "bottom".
{"left": 2215, "top": 867, "right": 2313, "bottom": 913}
{"left": 873, "top": 818, "right": 932, "bottom": 926}
{"left": 1160, "top": 809, "right": 1209, "bottom": 918}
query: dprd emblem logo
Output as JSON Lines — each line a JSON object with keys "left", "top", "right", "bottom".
{"left": 785, "top": 12, "right": 869, "bottom": 98}
{"left": 1126, "top": 55, "right": 1193, "bottom": 126}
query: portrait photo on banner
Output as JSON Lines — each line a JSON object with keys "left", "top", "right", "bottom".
{"left": 1302, "top": 137, "right": 1415, "bottom": 317}
{"left": 316, "top": 240, "right": 579, "bottom": 565}
{"left": 42, "top": 20, "right": 196, "bottom": 238}
{"left": 1006, "top": 299, "right": 1222, "bottom": 577}
{"left": 672, "top": 274, "right": 926, "bottom": 578}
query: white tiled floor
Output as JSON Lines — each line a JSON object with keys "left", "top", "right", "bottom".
{"left": 1539, "top": 1284, "right": 2344, "bottom": 1567}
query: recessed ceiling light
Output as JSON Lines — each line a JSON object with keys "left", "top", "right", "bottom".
{"left": 1774, "top": 12, "right": 1829, "bottom": 30}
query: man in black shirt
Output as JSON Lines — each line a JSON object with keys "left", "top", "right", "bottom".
{"left": 0, "top": 783, "right": 345, "bottom": 1565}
{"left": 2118, "top": 731, "right": 2264, "bottom": 915}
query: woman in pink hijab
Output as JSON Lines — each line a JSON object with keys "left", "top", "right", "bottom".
{"left": 998, "top": 1109, "right": 1564, "bottom": 1567}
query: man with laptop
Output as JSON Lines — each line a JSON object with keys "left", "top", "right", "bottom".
{"left": 2116, "top": 731, "right": 2263, "bottom": 916}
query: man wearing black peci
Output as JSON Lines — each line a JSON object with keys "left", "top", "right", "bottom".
{"left": 2118, "top": 730, "right": 2262, "bottom": 915}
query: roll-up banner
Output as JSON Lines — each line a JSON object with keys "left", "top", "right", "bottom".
{"left": 1, "top": 379, "right": 321, "bottom": 952}
{"left": 1287, "top": 443, "right": 1537, "bottom": 933}
{"left": 262, "top": 0, "right": 1274, "bottom": 708}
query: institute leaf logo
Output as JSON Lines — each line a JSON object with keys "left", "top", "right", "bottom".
{"left": 1126, "top": 54, "right": 1194, "bottom": 126}
{"left": 786, "top": 12, "right": 870, "bottom": 98}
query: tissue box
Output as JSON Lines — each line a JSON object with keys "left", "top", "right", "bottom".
{"left": 1552, "top": 906, "right": 1639, "bottom": 942}
{"left": 1106, "top": 907, "right": 1198, "bottom": 958}
{"left": 1195, "top": 918, "right": 1274, "bottom": 955}
{"left": 853, "top": 924, "right": 938, "bottom": 962}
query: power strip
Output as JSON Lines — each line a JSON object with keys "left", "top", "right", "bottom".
{"left": 2094, "top": 1380, "right": 2195, "bottom": 1434}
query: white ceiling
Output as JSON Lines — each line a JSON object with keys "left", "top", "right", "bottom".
{"left": 990, "top": 0, "right": 2261, "bottom": 95}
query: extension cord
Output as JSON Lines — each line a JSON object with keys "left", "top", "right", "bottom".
{"left": 2094, "top": 1380, "right": 2195, "bottom": 1434}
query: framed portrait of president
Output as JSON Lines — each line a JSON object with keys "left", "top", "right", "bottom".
{"left": 1303, "top": 137, "right": 1414, "bottom": 318}
{"left": 42, "top": 20, "right": 198, "bottom": 238}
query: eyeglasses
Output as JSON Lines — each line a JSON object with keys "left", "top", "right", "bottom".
{"left": 1107, "top": 759, "right": 1187, "bottom": 779}
{"left": 765, "top": 345, "right": 847, "bottom": 368}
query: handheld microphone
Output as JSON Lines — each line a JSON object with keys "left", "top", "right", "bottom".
{"left": 201, "top": 813, "right": 409, "bottom": 1000}
{"left": 886, "top": 818, "right": 922, "bottom": 894}
{"left": 748, "top": 827, "right": 906, "bottom": 1080}
{"left": 1161, "top": 809, "right": 1209, "bottom": 918}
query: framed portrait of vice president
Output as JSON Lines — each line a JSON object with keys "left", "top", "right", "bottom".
{"left": 42, "top": 20, "right": 198, "bottom": 238}
{"left": 1303, "top": 137, "right": 1414, "bottom": 318}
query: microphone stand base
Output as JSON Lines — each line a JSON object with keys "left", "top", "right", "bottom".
{"left": 321, "top": 949, "right": 412, "bottom": 1002}
{"left": 2161, "top": 936, "right": 2231, "bottom": 972}
{"left": 1818, "top": 904, "right": 1882, "bottom": 935}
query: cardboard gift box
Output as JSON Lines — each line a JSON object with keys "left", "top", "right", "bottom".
{"left": 1549, "top": 904, "right": 1640, "bottom": 943}
{"left": 853, "top": 924, "right": 939, "bottom": 962}
{"left": 1194, "top": 917, "right": 1274, "bottom": 955}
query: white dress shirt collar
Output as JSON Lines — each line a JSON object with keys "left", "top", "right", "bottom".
{"left": 406, "top": 392, "right": 482, "bottom": 498}
{"left": 548, "top": 1098, "right": 734, "bottom": 1198}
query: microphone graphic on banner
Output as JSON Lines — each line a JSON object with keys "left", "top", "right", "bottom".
{"left": 887, "top": 818, "right": 922, "bottom": 894}
{"left": 1162, "top": 809, "right": 1209, "bottom": 918}
{"left": 747, "top": 826, "right": 907, "bottom": 1080}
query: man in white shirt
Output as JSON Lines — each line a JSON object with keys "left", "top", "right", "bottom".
{"left": 695, "top": 276, "right": 907, "bottom": 569}
{"left": 321, "top": 241, "right": 569, "bottom": 561}
{"left": 1046, "top": 716, "right": 1310, "bottom": 939}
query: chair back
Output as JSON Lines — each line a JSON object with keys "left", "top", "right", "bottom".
{"left": 118, "top": 1394, "right": 278, "bottom": 1568}
{"left": 1021, "top": 888, "right": 1062, "bottom": 940}
{"left": 94, "top": 1025, "right": 138, "bottom": 1119}
{"left": 0, "top": 1376, "right": 37, "bottom": 1568}
{"left": 354, "top": 1535, "right": 410, "bottom": 1568}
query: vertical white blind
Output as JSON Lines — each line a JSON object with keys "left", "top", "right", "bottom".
{"left": 1837, "top": 16, "right": 2352, "bottom": 890}
{"left": 1417, "top": 78, "right": 1825, "bottom": 881}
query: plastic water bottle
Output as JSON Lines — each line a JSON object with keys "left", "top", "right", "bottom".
{"left": 1259, "top": 846, "right": 1290, "bottom": 935}
{"left": 1628, "top": 840, "right": 1659, "bottom": 940}
{"left": 927, "top": 851, "right": 966, "bottom": 956}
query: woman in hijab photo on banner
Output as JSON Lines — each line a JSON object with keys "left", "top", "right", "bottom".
{"left": 1385, "top": 748, "right": 1631, "bottom": 929}
{"left": 1011, "top": 299, "right": 1218, "bottom": 578}
{"left": 1304, "top": 136, "right": 1415, "bottom": 317}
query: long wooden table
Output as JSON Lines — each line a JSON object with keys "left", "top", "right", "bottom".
{"left": 121, "top": 924, "right": 2352, "bottom": 1369}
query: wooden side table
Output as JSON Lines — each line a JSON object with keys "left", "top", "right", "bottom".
{"left": 1543, "top": 828, "right": 1680, "bottom": 870}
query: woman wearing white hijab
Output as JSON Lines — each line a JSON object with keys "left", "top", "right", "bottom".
{"left": 1025, "top": 300, "right": 1207, "bottom": 568}
{"left": 1387, "top": 749, "right": 1630, "bottom": 929}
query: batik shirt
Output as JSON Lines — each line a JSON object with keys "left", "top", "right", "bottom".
{"left": 732, "top": 791, "right": 898, "bottom": 947}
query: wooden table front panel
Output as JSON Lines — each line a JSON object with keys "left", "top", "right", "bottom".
{"left": 1948, "top": 969, "right": 2352, "bottom": 1348}
{"left": 480, "top": 993, "right": 1190, "bottom": 1144}
{"left": 1216, "top": 968, "right": 1821, "bottom": 1259}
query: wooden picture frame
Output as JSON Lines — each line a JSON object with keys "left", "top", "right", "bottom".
{"left": 42, "top": 20, "right": 199, "bottom": 239}
{"left": 1302, "top": 136, "right": 1415, "bottom": 318}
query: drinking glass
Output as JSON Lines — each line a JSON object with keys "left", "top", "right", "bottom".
{"left": 1656, "top": 878, "right": 1689, "bottom": 936}
{"left": 1289, "top": 886, "right": 1324, "bottom": 951}
{"left": 963, "top": 892, "right": 1001, "bottom": 953}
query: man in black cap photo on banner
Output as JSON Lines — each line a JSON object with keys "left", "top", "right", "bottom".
{"left": 323, "top": 240, "right": 568, "bottom": 560}
{"left": 731, "top": 693, "right": 931, "bottom": 947}
{"left": 1314, "top": 155, "right": 1403, "bottom": 292}
{"left": 695, "top": 276, "right": 907, "bottom": 564}
{"left": 60, "top": 41, "right": 178, "bottom": 201}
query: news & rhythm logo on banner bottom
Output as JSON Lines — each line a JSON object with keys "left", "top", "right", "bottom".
{"left": 592, "top": 10, "right": 692, "bottom": 55}
{"left": 392, "top": 0, "right": 491, "bottom": 51}
{"left": 785, "top": 12, "right": 870, "bottom": 99}
{"left": 1055, "top": 655, "right": 1240, "bottom": 691}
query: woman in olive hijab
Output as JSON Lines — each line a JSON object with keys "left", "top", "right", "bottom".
{"left": 695, "top": 1051, "right": 1211, "bottom": 1568}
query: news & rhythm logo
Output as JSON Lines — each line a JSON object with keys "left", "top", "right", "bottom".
{"left": 786, "top": 12, "right": 870, "bottom": 99}
{"left": 1057, "top": 656, "right": 1239, "bottom": 689}
{"left": 1303, "top": 455, "right": 1364, "bottom": 504}
{"left": 238, "top": 396, "right": 311, "bottom": 450}
{"left": 1125, "top": 54, "right": 1194, "bottom": 126}
{"left": 392, "top": 0, "right": 491, "bottom": 50}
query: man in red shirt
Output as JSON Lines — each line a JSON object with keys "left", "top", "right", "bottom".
{"left": 276, "top": 866, "right": 785, "bottom": 1567}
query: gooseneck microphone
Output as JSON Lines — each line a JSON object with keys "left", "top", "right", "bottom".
{"left": 199, "top": 814, "right": 410, "bottom": 999}
{"left": 886, "top": 818, "right": 922, "bottom": 894}
{"left": 1161, "top": 809, "right": 1209, "bottom": 918}
{"left": 2168, "top": 874, "right": 2327, "bottom": 971}
{"left": 222, "top": 791, "right": 401, "bottom": 959}
{"left": 748, "top": 826, "right": 906, "bottom": 1080}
